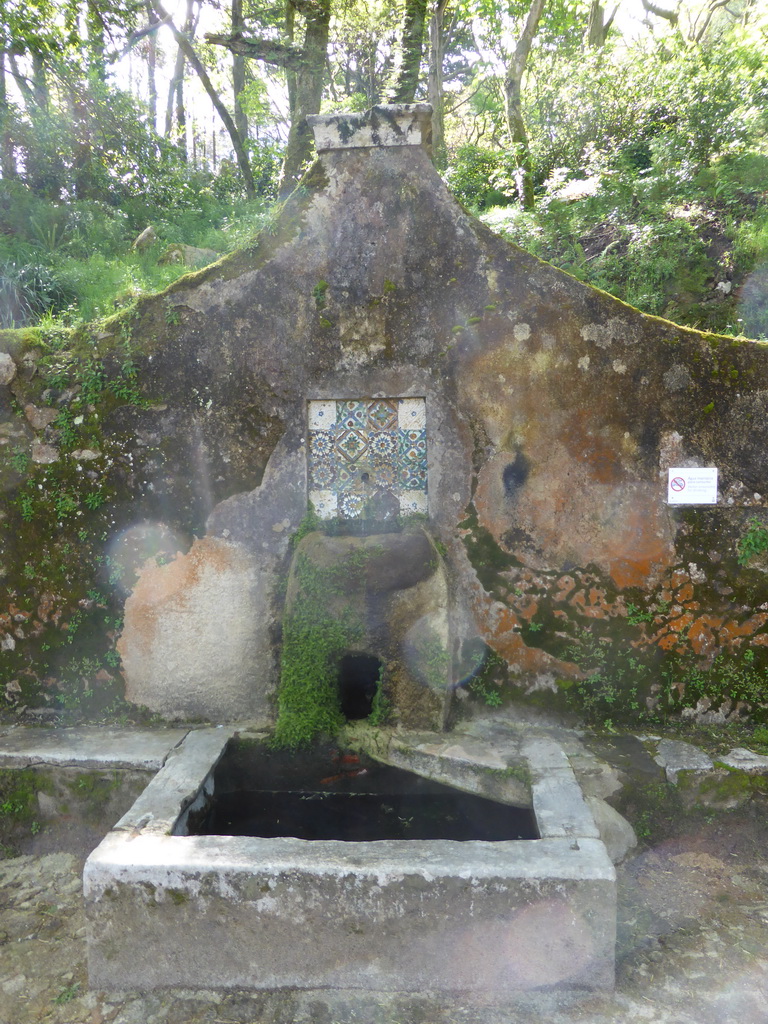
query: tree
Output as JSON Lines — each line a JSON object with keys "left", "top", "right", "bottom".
{"left": 585, "top": 0, "right": 617, "bottom": 46}
{"left": 207, "top": 0, "right": 330, "bottom": 195}
{"left": 428, "top": 0, "right": 449, "bottom": 168}
{"left": 504, "top": 0, "right": 548, "bottom": 210}
{"left": 149, "top": 0, "right": 256, "bottom": 195}
{"left": 389, "top": 0, "right": 428, "bottom": 101}
{"left": 231, "top": 0, "right": 248, "bottom": 144}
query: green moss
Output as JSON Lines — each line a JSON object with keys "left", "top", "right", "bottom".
{"left": 0, "top": 326, "right": 43, "bottom": 355}
{"left": 0, "top": 769, "right": 42, "bottom": 822}
{"left": 484, "top": 763, "right": 531, "bottom": 787}
{"left": 65, "top": 770, "right": 122, "bottom": 821}
{"left": 167, "top": 887, "right": 189, "bottom": 905}
{"left": 677, "top": 766, "right": 768, "bottom": 807}
{"left": 458, "top": 505, "right": 519, "bottom": 597}
{"left": 273, "top": 550, "right": 365, "bottom": 749}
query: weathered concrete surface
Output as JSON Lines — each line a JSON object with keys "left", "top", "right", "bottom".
{"left": 119, "top": 538, "right": 270, "bottom": 721}
{"left": 83, "top": 726, "right": 616, "bottom": 994}
{"left": 3, "top": 719, "right": 768, "bottom": 1022}
{"left": 721, "top": 747, "right": 768, "bottom": 772}
{"left": 586, "top": 795, "right": 638, "bottom": 864}
{"left": 367, "top": 727, "right": 530, "bottom": 807}
{"left": 85, "top": 833, "right": 615, "bottom": 994}
{"left": 111, "top": 727, "right": 237, "bottom": 836}
{"left": 0, "top": 725, "right": 187, "bottom": 770}
{"left": 6, "top": 105, "right": 768, "bottom": 727}
{"left": 105, "top": 104, "right": 768, "bottom": 722}
{"left": 308, "top": 105, "right": 432, "bottom": 152}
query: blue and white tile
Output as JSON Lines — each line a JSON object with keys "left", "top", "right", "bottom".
{"left": 310, "top": 490, "right": 337, "bottom": 520}
{"left": 338, "top": 492, "right": 366, "bottom": 519}
{"left": 308, "top": 400, "right": 337, "bottom": 430}
{"left": 398, "top": 398, "right": 426, "bottom": 431}
{"left": 399, "top": 491, "right": 429, "bottom": 516}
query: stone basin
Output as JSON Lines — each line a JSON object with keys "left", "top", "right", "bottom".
{"left": 84, "top": 727, "right": 616, "bottom": 994}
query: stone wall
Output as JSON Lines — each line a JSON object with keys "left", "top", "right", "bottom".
{"left": 2, "top": 104, "right": 768, "bottom": 726}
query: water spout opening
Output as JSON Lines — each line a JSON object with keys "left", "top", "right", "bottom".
{"left": 338, "top": 652, "right": 382, "bottom": 720}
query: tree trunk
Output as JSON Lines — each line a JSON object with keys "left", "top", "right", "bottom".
{"left": 72, "top": 89, "right": 95, "bottom": 199}
{"left": 285, "top": 0, "right": 298, "bottom": 121}
{"left": 586, "top": 0, "right": 617, "bottom": 46}
{"left": 504, "top": 0, "right": 547, "bottom": 211}
{"left": 0, "top": 54, "right": 15, "bottom": 179}
{"left": 31, "top": 52, "right": 49, "bottom": 111}
{"left": 151, "top": 0, "right": 256, "bottom": 195}
{"left": 427, "top": 0, "right": 448, "bottom": 170}
{"left": 390, "top": 0, "right": 428, "bottom": 103}
{"left": 232, "top": 0, "right": 248, "bottom": 144}
{"left": 86, "top": 0, "right": 107, "bottom": 81}
{"left": 279, "top": 0, "right": 330, "bottom": 196}
{"left": 165, "top": 0, "right": 196, "bottom": 154}
{"left": 145, "top": 1, "right": 158, "bottom": 131}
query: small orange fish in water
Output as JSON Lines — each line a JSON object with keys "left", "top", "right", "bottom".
{"left": 337, "top": 753, "right": 361, "bottom": 765}
{"left": 319, "top": 774, "right": 344, "bottom": 785}
{"left": 344, "top": 768, "right": 368, "bottom": 778}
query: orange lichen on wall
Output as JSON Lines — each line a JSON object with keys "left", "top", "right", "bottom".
{"left": 469, "top": 583, "right": 581, "bottom": 680}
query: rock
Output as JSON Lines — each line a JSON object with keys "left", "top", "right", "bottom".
{"left": 296, "top": 530, "right": 438, "bottom": 594}
{"left": 31, "top": 442, "right": 59, "bottom": 464}
{"left": 24, "top": 404, "right": 58, "bottom": 431}
{"left": 586, "top": 795, "right": 637, "bottom": 863}
{"left": 159, "top": 243, "right": 219, "bottom": 268}
{"left": 685, "top": 768, "right": 755, "bottom": 810}
{"left": 70, "top": 448, "right": 101, "bottom": 461}
{"left": 0, "top": 352, "right": 16, "bottom": 386}
{"left": 37, "top": 791, "right": 58, "bottom": 818}
{"left": 652, "top": 738, "right": 713, "bottom": 784}
{"left": 132, "top": 225, "right": 157, "bottom": 251}
{"left": 720, "top": 747, "right": 768, "bottom": 772}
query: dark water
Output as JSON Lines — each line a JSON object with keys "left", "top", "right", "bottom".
{"left": 193, "top": 760, "right": 537, "bottom": 842}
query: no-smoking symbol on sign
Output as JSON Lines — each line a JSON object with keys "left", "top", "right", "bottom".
{"left": 670, "top": 477, "right": 686, "bottom": 492}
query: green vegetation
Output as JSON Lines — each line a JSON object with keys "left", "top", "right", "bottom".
{"left": 273, "top": 551, "right": 365, "bottom": 748}
{"left": 737, "top": 518, "right": 768, "bottom": 565}
{"left": 0, "top": 768, "right": 46, "bottom": 856}
{"left": 563, "top": 631, "right": 652, "bottom": 731}
{"left": 467, "top": 647, "right": 506, "bottom": 707}
{"left": 368, "top": 666, "right": 392, "bottom": 727}
{"left": 53, "top": 983, "right": 81, "bottom": 1005}
{"left": 466, "top": 27, "right": 768, "bottom": 337}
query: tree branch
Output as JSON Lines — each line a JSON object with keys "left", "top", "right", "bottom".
{"left": 288, "top": 0, "right": 329, "bottom": 17}
{"left": 641, "top": 0, "right": 679, "bottom": 26}
{"left": 204, "top": 31, "right": 305, "bottom": 69}
{"left": 121, "top": 15, "right": 172, "bottom": 57}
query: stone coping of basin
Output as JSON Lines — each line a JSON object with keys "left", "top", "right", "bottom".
{"left": 84, "top": 726, "right": 617, "bottom": 993}
{"left": 0, "top": 725, "right": 190, "bottom": 770}
{"left": 347, "top": 726, "right": 600, "bottom": 841}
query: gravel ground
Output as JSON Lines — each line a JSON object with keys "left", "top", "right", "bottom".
{"left": 1, "top": 809, "right": 768, "bottom": 1024}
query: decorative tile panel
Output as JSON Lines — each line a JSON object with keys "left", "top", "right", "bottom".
{"left": 308, "top": 398, "right": 428, "bottom": 520}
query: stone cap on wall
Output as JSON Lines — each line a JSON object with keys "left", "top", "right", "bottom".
{"left": 307, "top": 104, "right": 433, "bottom": 153}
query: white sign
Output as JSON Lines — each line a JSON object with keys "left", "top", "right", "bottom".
{"left": 667, "top": 467, "right": 718, "bottom": 505}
